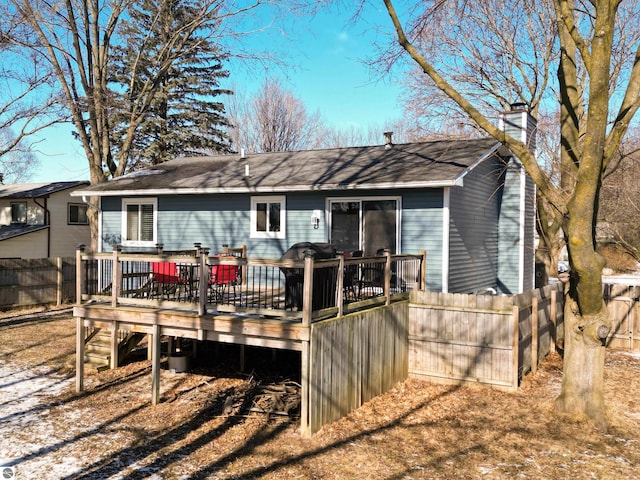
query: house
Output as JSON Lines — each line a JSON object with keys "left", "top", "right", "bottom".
{"left": 0, "top": 181, "right": 91, "bottom": 259}
{"left": 72, "top": 107, "right": 536, "bottom": 294}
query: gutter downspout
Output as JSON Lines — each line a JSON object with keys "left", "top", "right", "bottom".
{"left": 33, "top": 196, "right": 51, "bottom": 258}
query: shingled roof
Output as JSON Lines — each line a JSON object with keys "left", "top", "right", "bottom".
{"left": 72, "top": 138, "right": 502, "bottom": 197}
{"left": 0, "top": 181, "right": 88, "bottom": 199}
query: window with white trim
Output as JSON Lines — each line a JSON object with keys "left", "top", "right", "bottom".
{"left": 68, "top": 203, "right": 89, "bottom": 225}
{"left": 250, "top": 196, "right": 286, "bottom": 239}
{"left": 121, "top": 198, "right": 157, "bottom": 247}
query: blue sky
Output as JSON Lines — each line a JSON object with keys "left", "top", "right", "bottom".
{"left": 28, "top": 5, "right": 406, "bottom": 183}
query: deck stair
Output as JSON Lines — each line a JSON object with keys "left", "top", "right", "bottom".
{"left": 84, "top": 328, "right": 146, "bottom": 370}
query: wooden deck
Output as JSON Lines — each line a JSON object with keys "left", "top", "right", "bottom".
{"left": 74, "top": 303, "right": 309, "bottom": 351}
{"left": 74, "top": 246, "right": 425, "bottom": 436}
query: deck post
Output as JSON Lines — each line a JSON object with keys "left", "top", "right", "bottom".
{"left": 110, "top": 321, "right": 120, "bottom": 369}
{"left": 337, "top": 253, "right": 344, "bottom": 317}
{"left": 198, "top": 247, "right": 209, "bottom": 316}
{"left": 419, "top": 250, "right": 427, "bottom": 291}
{"left": 383, "top": 249, "right": 391, "bottom": 305}
{"left": 75, "top": 244, "right": 85, "bottom": 305}
{"left": 151, "top": 323, "right": 161, "bottom": 405}
{"left": 111, "top": 245, "right": 122, "bottom": 307}
{"left": 76, "top": 316, "right": 85, "bottom": 393}
{"left": 302, "top": 251, "right": 315, "bottom": 326}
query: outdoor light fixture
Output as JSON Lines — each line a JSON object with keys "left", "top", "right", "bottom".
{"left": 311, "top": 210, "right": 322, "bottom": 229}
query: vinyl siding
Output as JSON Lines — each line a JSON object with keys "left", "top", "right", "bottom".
{"left": 0, "top": 229, "right": 48, "bottom": 258}
{"left": 47, "top": 190, "right": 91, "bottom": 257}
{"left": 0, "top": 190, "right": 89, "bottom": 258}
{"left": 399, "top": 189, "right": 444, "bottom": 291}
{"left": 497, "top": 160, "right": 532, "bottom": 294}
{"left": 100, "top": 190, "right": 444, "bottom": 290}
{"left": 448, "top": 156, "right": 503, "bottom": 293}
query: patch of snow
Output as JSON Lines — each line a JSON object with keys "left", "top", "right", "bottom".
{"left": 0, "top": 360, "right": 82, "bottom": 479}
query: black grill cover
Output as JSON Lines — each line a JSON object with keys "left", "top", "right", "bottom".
{"left": 280, "top": 242, "right": 336, "bottom": 310}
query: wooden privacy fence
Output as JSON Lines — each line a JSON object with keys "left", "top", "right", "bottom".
{"left": 305, "top": 301, "right": 409, "bottom": 435}
{"left": 408, "top": 283, "right": 565, "bottom": 391}
{"left": 603, "top": 282, "right": 640, "bottom": 351}
{"left": 0, "top": 257, "right": 76, "bottom": 310}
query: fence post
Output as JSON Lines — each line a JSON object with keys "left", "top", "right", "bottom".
{"left": 302, "top": 251, "right": 315, "bottom": 326}
{"left": 56, "top": 257, "right": 63, "bottom": 306}
{"left": 111, "top": 245, "right": 121, "bottom": 308}
{"left": 550, "top": 287, "right": 557, "bottom": 353}
{"left": 512, "top": 304, "right": 520, "bottom": 390}
{"left": 75, "top": 245, "right": 85, "bottom": 305}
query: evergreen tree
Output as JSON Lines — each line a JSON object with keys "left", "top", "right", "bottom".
{"left": 111, "top": 0, "right": 232, "bottom": 168}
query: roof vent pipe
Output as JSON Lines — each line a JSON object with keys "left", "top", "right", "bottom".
{"left": 383, "top": 131, "right": 393, "bottom": 149}
{"left": 240, "top": 148, "right": 245, "bottom": 158}
{"left": 245, "top": 164, "right": 250, "bottom": 177}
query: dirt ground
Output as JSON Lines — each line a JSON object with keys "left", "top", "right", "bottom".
{"left": 1, "top": 307, "right": 639, "bottom": 479}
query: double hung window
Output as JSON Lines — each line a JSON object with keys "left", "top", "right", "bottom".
{"left": 250, "top": 196, "right": 285, "bottom": 239}
{"left": 122, "top": 198, "right": 157, "bottom": 247}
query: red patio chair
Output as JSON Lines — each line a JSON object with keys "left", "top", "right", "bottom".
{"left": 150, "top": 262, "right": 188, "bottom": 300}
{"left": 209, "top": 257, "right": 240, "bottom": 303}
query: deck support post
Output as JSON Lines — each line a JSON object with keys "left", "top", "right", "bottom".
{"left": 76, "top": 316, "right": 85, "bottom": 393}
{"left": 300, "top": 339, "right": 311, "bottom": 437}
{"left": 151, "top": 323, "right": 161, "bottom": 405}
{"left": 110, "top": 321, "right": 120, "bottom": 369}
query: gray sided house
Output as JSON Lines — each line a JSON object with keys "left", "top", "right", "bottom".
{"left": 0, "top": 181, "right": 91, "bottom": 259}
{"left": 74, "top": 125, "right": 536, "bottom": 295}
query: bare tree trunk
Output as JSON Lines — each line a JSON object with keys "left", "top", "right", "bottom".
{"left": 556, "top": 296, "right": 608, "bottom": 428}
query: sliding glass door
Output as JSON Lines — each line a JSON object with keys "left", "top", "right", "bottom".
{"left": 329, "top": 198, "right": 399, "bottom": 255}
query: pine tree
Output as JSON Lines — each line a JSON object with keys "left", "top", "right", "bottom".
{"left": 111, "top": 0, "right": 232, "bottom": 168}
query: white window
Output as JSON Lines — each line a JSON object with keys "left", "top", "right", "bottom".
{"left": 250, "top": 195, "right": 286, "bottom": 239}
{"left": 68, "top": 203, "right": 89, "bottom": 225}
{"left": 121, "top": 198, "right": 157, "bottom": 247}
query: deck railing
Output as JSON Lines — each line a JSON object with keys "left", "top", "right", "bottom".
{"left": 76, "top": 245, "right": 426, "bottom": 324}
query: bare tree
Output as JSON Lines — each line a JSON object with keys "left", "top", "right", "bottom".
{"left": 8, "top": 0, "right": 269, "bottom": 247}
{"left": 381, "top": 0, "right": 640, "bottom": 428}
{"left": 0, "top": 130, "right": 40, "bottom": 183}
{"left": 599, "top": 129, "right": 640, "bottom": 261}
{"left": 230, "top": 79, "right": 325, "bottom": 153}
{"left": 0, "top": 10, "right": 66, "bottom": 166}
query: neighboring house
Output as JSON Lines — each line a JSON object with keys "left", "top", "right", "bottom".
{"left": 0, "top": 181, "right": 91, "bottom": 259}
{"left": 72, "top": 107, "right": 536, "bottom": 294}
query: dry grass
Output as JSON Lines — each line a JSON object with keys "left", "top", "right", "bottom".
{"left": 1, "top": 308, "right": 639, "bottom": 479}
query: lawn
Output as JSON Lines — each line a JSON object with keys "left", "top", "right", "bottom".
{"left": 1, "top": 307, "right": 638, "bottom": 479}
